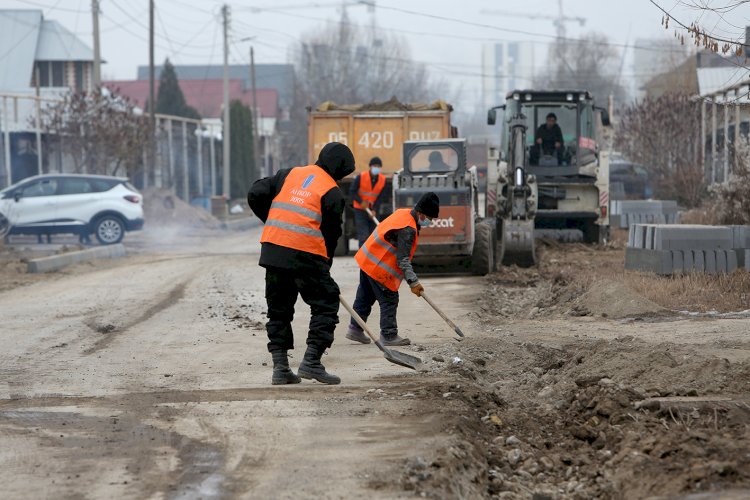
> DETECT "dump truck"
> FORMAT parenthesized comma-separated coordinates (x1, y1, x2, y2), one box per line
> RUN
(307, 98, 456, 255)
(487, 89, 612, 266)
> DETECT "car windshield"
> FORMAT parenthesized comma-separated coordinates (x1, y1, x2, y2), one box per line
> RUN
(408, 146, 459, 173)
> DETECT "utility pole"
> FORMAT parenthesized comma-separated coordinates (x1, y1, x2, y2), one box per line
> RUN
(222, 4, 231, 199)
(91, 0, 101, 87)
(148, 0, 155, 187)
(250, 46, 261, 179)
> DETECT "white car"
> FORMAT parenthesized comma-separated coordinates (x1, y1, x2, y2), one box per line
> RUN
(0, 174, 144, 245)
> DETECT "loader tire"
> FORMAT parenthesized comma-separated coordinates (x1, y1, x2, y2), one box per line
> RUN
(471, 221, 493, 276)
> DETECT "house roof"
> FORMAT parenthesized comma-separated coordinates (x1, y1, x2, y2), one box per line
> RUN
(0, 10, 42, 91)
(103, 79, 279, 119)
(36, 19, 94, 61)
(698, 67, 750, 97)
(136, 64, 295, 108)
(0, 9, 93, 92)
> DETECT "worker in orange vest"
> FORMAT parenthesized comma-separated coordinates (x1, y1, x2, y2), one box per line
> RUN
(346, 192, 440, 346)
(350, 156, 386, 247)
(248, 142, 355, 385)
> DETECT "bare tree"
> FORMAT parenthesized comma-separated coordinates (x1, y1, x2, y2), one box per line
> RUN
(615, 93, 706, 206)
(38, 88, 150, 178)
(282, 11, 451, 165)
(711, 135, 750, 224)
(651, 0, 748, 56)
(536, 32, 628, 105)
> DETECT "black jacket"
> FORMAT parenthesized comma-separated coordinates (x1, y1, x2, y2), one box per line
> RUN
(535, 123, 563, 151)
(247, 142, 355, 270)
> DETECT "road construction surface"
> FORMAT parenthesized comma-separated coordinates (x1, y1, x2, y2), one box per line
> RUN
(1, 228, 749, 499)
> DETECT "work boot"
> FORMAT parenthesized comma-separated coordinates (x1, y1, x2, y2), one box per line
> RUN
(380, 334, 411, 346)
(297, 346, 341, 385)
(345, 325, 371, 344)
(271, 350, 301, 385)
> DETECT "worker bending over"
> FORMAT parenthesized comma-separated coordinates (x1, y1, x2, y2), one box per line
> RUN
(346, 192, 440, 346)
(350, 156, 386, 247)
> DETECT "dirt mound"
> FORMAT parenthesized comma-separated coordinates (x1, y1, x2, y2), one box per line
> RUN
(316, 96, 453, 112)
(142, 188, 220, 229)
(396, 336, 750, 499)
(573, 279, 666, 319)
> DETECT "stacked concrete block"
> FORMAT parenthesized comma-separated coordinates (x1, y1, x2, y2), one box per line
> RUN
(625, 224, 750, 275)
(611, 200, 679, 229)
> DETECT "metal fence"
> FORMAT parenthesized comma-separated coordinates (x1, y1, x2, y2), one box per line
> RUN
(0, 92, 224, 203)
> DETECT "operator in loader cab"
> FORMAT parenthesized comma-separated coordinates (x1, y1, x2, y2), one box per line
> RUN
(350, 156, 386, 247)
(247, 142, 355, 386)
(345, 192, 440, 347)
(532, 112, 564, 165)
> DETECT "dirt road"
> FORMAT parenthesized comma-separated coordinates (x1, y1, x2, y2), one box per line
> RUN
(0, 228, 479, 499)
(1, 229, 749, 499)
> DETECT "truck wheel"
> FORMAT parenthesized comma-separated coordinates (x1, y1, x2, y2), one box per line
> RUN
(334, 233, 349, 256)
(471, 221, 493, 276)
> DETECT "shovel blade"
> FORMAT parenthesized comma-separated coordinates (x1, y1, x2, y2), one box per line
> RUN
(383, 348, 422, 370)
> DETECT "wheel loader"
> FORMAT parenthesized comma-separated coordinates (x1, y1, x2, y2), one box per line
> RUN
(487, 89, 612, 267)
(392, 139, 495, 275)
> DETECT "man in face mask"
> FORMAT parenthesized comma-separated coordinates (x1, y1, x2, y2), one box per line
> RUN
(345, 192, 440, 346)
(350, 156, 386, 247)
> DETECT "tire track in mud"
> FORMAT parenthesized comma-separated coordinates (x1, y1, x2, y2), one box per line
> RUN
(0, 407, 226, 499)
(83, 280, 190, 355)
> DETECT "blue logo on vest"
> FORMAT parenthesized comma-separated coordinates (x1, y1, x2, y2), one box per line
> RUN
(302, 175, 315, 189)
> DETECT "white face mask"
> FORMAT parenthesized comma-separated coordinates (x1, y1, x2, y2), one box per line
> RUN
(370, 166, 381, 175)
(418, 216, 432, 227)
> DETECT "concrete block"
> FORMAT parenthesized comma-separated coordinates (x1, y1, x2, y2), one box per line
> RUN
(633, 224, 650, 249)
(716, 250, 727, 273)
(646, 225, 656, 249)
(672, 250, 684, 274)
(624, 248, 673, 275)
(704, 250, 717, 274)
(725, 250, 738, 273)
(652, 225, 733, 251)
(736, 249, 750, 269)
(729, 225, 750, 249)
(683, 249, 694, 272)
(628, 224, 636, 247)
(610, 214, 622, 229)
(693, 250, 705, 272)
(27, 244, 127, 273)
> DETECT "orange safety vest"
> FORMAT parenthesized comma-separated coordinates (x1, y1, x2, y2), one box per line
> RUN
(353, 170, 386, 210)
(260, 165, 338, 258)
(355, 208, 418, 291)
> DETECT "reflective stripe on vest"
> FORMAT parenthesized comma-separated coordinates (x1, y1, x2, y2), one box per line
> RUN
(355, 208, 418, 291)
(353, 170, 386, 209)
(260, 165, 337, 258)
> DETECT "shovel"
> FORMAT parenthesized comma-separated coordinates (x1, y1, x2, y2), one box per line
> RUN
(420, 291, 465, 338)
(365, 207, 380, 224)
(339, 295, 422, 370)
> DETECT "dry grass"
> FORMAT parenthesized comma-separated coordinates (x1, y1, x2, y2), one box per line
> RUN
(623, 270, 750, 313)
(536, 239, 750, 314)
(680, 206, 721, 225)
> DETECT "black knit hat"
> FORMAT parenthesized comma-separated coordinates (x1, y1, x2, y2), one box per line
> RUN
(369, 156, 382, 167)
(415, 192, 440, 219)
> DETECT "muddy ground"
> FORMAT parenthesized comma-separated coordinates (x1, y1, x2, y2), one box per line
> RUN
(0, 228, 748, 499)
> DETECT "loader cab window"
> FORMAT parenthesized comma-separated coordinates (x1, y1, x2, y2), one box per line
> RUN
(408, 146, 459, 173)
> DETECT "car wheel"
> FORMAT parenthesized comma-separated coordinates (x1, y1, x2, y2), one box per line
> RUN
(94, 215, 125, 245)
(0, 212, 10, 239)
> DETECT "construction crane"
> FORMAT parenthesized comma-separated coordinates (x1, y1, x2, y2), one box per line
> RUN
(480, 0, 585, 39)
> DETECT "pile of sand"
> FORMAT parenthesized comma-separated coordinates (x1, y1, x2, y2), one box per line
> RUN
(142, 188, 221, 229)
(573, 279, 666, 319)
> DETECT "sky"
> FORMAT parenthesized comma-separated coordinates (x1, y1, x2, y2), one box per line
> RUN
(5, 0, 750, 113)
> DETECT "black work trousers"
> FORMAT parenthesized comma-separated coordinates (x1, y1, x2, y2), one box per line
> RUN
(349, 270, 399, 337)
(264, 265, 340, 353)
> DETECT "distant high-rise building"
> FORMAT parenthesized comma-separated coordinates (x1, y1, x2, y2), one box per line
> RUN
(481, 42, 536, 110)
(632, 38, 689, 99)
